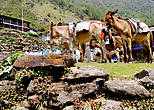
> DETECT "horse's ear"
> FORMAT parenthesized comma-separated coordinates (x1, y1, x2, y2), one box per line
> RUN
(51, 22, 54, 28)
(111, 10, 118, 15)
(58, 22, 62, 26)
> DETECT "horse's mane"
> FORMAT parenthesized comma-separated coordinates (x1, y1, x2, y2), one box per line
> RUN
(117, 16, 130, 21)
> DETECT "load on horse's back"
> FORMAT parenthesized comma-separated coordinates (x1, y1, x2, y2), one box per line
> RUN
(104, 10, 153, 63)
(50, 20, 111, 62)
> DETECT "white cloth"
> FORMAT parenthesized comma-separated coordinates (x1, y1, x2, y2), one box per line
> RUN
(128, 18, 149, 33)
(75, 48, 80, 62)
(139, 22, 150, 32)
(75, 21, 90, 33)
(68, 22, 75, 35)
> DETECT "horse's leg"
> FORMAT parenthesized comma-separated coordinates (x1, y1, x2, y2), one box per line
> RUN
(150, 31, 153, 56)
(96, 38, 107, 62)
(140, 41, 149, 62)
(143, 37, 153, 63)
(115, 51, 120, 62)
(106, 55, 110, 63)
(122, 40, 128, 62)
(79, 43, 84, 62)
(102, 40, 109, 63)
(118, 45, 124, 62)
(127, 37, 133, 62)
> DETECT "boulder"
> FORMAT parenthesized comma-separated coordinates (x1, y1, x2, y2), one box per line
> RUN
(105, 78, 150, 98)
(28, 66, 109, 108)
(13, 53, 76, 68)
(47, 81, 98, 107)
(134, 69, 154, 84)
(62, 66, 109, 80)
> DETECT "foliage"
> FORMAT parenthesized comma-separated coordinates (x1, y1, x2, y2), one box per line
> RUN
(0, 52, 25, 77)
(34, 67, 51, 76)
(0, 0, 153, 34)
(0, 88, 28, 109)
(15, 68, 29, 85)
(122, 97, 154, 109)
(0, 28, 13, 33)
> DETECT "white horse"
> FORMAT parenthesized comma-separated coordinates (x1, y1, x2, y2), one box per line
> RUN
(50, 21, 110, 62)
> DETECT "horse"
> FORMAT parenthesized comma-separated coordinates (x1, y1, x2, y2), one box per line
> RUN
(50, 21, 110, 62)
(104, 10, 153, 63)
(90, 35, 124, 63)
(105, 35, 124, 62)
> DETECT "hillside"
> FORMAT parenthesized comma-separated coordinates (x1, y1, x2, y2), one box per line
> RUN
(77, 0, 154, 24)
(0, 0, 154, 34)
(0, 0, 84, 34)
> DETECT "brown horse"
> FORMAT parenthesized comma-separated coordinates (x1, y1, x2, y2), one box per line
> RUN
(91, 36, 124, 62)
(105, 36, 124, 62)
(50, 21, 110, 62)
(104, 10, 153, 62)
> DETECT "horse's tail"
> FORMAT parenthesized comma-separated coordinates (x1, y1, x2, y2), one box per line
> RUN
(150, 31, 153, 55)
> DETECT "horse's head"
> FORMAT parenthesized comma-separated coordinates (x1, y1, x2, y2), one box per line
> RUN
(50, 22, 65, 46)
(104, 10, 118, 28)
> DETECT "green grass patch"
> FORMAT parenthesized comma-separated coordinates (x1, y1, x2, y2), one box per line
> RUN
(76, 62, 154, 78)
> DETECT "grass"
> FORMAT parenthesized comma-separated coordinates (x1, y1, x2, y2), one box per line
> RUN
(76, 62, 154, 78)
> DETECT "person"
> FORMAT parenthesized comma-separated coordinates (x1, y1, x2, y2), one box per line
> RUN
(90, 39, 103, 63)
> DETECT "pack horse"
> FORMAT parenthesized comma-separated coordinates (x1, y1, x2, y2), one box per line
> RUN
(104, 10, 153, 62)
(50, 21, 109, 62)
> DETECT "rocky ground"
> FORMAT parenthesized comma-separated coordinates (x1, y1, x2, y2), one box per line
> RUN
(0, 61, 153, 110)
(0, 29, 153, 110)
(0, 28, 51, 65)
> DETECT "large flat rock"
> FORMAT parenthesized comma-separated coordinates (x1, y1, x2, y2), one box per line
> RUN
(62, 66, 109, 80)
(105, 78, 150, 98)
(13, 53, 76, 68)
(47, 81, 99, 107)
